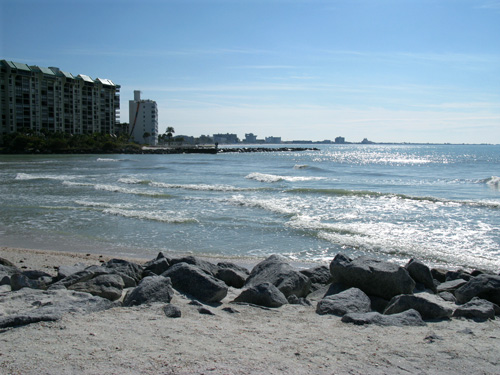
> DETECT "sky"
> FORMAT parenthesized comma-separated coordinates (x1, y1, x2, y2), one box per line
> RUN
(1, 0, 499, 143)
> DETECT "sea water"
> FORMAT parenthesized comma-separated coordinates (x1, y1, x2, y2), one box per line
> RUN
(1, 144, 499, 271)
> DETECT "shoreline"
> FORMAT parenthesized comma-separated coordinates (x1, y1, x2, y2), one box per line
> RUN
(0, 246, 323, 276)
(1, 247, 500, 374)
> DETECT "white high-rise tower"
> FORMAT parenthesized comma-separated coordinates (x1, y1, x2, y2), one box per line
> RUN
(129, 90, 158, 145)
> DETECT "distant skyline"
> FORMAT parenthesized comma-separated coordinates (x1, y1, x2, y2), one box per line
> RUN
(1, 0, 499, 143)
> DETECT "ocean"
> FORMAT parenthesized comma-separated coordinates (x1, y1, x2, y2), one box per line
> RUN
(1, 144, 499, 272)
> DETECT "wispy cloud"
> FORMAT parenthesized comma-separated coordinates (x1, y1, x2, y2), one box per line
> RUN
(319, 49, 500, 66)
(476, 0, 500, 10)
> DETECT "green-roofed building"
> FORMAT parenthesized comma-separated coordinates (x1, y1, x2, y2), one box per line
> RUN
(0, 60, 120, 138)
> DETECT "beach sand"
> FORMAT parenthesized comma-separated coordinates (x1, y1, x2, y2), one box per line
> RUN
(1, 247, 499, 375)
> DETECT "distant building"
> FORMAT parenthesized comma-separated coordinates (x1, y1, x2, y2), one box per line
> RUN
(265, 136, 281, 144)
(361, 138, 374, 144)
(335, 136, 345, 144)
(0, 60, 120, 138)
(129, 90, 158, 145)
(244, 133, 258, 143)
(213, 133, 239, 144)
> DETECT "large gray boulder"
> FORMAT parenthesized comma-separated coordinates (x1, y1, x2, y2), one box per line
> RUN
(216, 262, 249, 288)
(233, 282, 288, 308)
(57, 263, 88, 280)
(103, 258, 144, 287)
(53, 265, 110, 289)
(10, 273, 48, 291)
(452, 297, 499, 321)
(436, 279, 467, 294)
(405, 259, 436, 292)
(341, 309, 426, 327)
(384, 293, 453, 320)
(330, 254, 415, 300)
(300, 265, 333, 285)
(67, 274, 124, 301)
(245, 255, 311, 298)
(162, 263, 227, 303)
(455, 274, 500, 305)
(123, 275, 174, 306)
(143, 255, 170, 276)
(169, 256, 219, 277)
(316, 287, 371, 316)
(0, 288, 116, 329)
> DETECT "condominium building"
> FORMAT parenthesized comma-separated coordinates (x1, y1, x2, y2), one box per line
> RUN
(128, 90, 158, 146)
(0, 60, 120, 138)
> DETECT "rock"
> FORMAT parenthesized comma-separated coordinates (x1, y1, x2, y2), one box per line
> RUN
(287, 294, 312, 306)
(68, 274, 124, 301)
(300, 265, 332, 285)
(163, 303, 182, 318)
(162, 263, 228, 303)
(57, 263, 87, 280)
(0, 288, 116, 328)
(453, 297, 498, 321)
(369, 296, 390, 313)
(103, 258, 144, 286)
(341, 309, 426, 327)
(222, 307, 240, 314)
(405, 259, 436, 292)
(0, 263, 21, 277)
(446, 270, 472, 282)
(1, 274, 11, 286)
(316, 288, 371, 316)
(170, 256, 219, 277)
(329, 253, 415, 300)
(431, 268, 447, 283)
(123, 275, 174, 306)
(0, 257, 17, 268)
(438, 292, 457, 303)
(143, 257, 170, 276)
(10, 273, 45, 291)
(54, 265, 110, 289)
(384, 293, 453, 320)
(198, 307, 215, 315)
(455, 274, 500, 305)
(307, 283, 348, 302)
(0, 312, 62, 328)
(233, 282, 288, 308)
(436, 279, 467, 294)
(245, 255, 311, 298)
(216, 262, 249, 288)
(22, 270, 52, 280)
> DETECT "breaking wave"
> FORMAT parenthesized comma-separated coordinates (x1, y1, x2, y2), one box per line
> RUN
(102, 208, 197, 223)
(246, 172, 326, 183)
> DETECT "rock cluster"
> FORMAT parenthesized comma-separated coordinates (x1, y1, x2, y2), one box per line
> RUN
(1, 252, 499, 329)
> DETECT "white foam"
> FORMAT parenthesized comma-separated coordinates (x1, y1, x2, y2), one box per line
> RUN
(227, 195, 299, 216)
(16, 173, 75, 181)
(97, 158, 121, 162)
(75, 200, 135, 209)
(151, 181, 249, 192)
(485, 176, 500, 189)
(246, 172, 326, 183)
(102, 208, 197, 223)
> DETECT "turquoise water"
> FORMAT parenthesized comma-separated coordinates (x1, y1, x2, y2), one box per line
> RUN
(1, 144, 499, 271)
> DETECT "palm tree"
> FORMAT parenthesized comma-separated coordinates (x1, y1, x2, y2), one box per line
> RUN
(165, 127, 175, 146)
(143, 132, 151, 144)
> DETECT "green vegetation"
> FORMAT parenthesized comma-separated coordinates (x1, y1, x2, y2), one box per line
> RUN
(0, 130, 142, 154)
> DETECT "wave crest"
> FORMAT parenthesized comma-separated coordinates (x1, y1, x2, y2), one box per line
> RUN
(246, 172, 326, 183)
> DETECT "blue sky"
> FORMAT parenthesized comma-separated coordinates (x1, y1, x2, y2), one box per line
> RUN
(1, 0, 499, 143)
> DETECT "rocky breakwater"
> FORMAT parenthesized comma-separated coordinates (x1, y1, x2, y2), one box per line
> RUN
(1, 252, 499, 329)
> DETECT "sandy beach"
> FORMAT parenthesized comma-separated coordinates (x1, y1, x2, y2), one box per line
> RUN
(1, 247, 500, 375)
